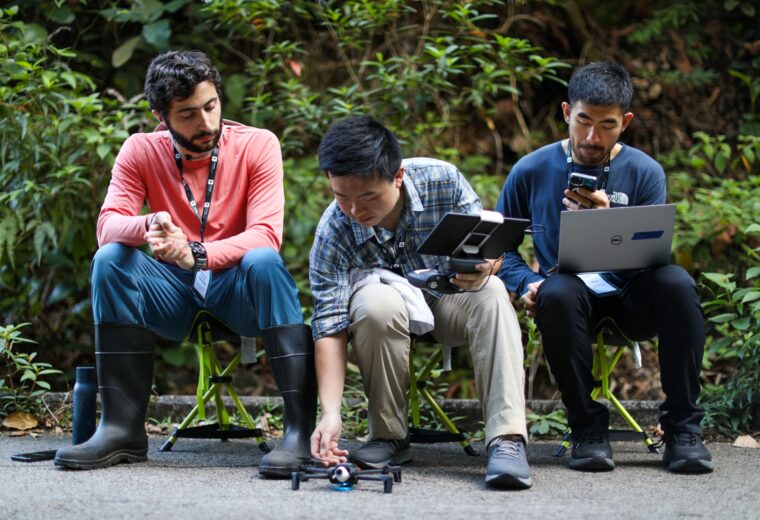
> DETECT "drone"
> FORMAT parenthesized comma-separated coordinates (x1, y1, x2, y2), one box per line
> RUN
(291, 462, 402, 494)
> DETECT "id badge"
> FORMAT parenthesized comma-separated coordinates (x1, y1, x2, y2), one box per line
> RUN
(193, 270, 211, 299)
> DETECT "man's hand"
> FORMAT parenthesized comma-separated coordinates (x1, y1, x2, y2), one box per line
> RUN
(451, 259, 498, 291)
(144, 211, 195, 269)
(310, 412, 349, 466)
(521, 279, 544, 318)
(563, 187, 610, 211)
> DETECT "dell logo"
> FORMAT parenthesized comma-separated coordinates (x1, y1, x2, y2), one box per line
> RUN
(611, 235, 623, 246)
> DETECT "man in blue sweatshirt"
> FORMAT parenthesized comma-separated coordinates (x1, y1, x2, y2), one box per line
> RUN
(496, 62, 713, 474)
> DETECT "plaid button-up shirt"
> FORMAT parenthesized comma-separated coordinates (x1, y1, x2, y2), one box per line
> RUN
(309, 157, 481, 340)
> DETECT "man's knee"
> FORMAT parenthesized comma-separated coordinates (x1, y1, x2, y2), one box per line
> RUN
(465, 276, 512, 313)
(91, 243, 135, 286)
(651, 264, 697, 297)
(240, 247, 291, 290)
(350, 285, 408, 335)
(536, 274, 587, 315)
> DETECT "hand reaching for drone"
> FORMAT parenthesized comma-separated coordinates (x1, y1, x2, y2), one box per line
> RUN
(310, 412, 349, 466)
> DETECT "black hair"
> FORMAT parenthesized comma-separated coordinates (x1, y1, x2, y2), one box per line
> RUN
(567, 62, 633, 112)
(318, 115, 402, 181)
(144, 50, 223, 116)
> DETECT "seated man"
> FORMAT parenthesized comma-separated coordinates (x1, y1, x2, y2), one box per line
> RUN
(496, 62, 713, 473)
(54, 50, 315, 477)
(308, 115, 531, 489)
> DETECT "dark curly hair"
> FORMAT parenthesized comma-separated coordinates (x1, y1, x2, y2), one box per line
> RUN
(144, 50, 223, 116)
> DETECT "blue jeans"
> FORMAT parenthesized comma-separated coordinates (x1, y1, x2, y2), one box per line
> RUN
(91, 243, 303, 340)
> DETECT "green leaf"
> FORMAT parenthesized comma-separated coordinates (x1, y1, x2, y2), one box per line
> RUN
(224, 74, 248, 111)
(702, 272, 735, 290)
(136, 0, 166, 22)
(96, 143, 111, 160)
(731, 317, 751, 330)
(21, 23, 48, 44)
(740, 291, 760, 304)
(142, 19, 171, 49)
(740, 3, 755, 16)
(165, 0, 191, 13)
(746, 267, 760, 280)
(47, 6, 74, 24)
(112, 36, 142, 68)
(709, 313, 737, 323)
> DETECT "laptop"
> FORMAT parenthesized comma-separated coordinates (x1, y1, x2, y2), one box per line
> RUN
(557, 204, 676, 274)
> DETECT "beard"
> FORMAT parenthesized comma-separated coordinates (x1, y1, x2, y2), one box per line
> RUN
(166, 117, 223, 155)
(572, 142, 614, 165)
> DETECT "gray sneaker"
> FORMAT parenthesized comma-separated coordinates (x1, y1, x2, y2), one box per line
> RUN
(485, 435, 532, 489)
(351, 437, 412, 469)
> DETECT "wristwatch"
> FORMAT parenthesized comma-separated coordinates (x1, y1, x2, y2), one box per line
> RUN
(187, 241, 207, 272)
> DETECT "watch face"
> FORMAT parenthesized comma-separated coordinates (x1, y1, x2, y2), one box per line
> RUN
(188, 241, 207, 270)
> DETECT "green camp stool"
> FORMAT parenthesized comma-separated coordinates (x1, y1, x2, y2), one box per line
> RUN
(408, 334, 478, 456)
(556, 316, 661, 456)
(160, 310, 269, 453)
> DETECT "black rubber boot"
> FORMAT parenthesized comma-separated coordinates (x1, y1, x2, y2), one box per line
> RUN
(258, 324, 317, 478)
(55, 324, 155, 470)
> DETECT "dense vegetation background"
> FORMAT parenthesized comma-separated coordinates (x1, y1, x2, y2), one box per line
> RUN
(1, 0, 758, 434)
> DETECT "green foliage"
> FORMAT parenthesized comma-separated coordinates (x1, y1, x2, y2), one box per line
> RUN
(699, 255, 760, 433)
(0, 323, 62, 418)
(0, 7, 149, 350)
(663, 133, 760, 275)
(203, 0, 568, 159)
(527, 409, 567, 439)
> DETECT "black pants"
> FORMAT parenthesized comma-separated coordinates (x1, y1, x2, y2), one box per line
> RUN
(535, 265, 705, 435)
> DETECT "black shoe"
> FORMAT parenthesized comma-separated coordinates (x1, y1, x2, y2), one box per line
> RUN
(663, 432, 713, 473)
(485, 435, 532, 489)
(351, 438, 412, 469)
(569, 430, 614, 471)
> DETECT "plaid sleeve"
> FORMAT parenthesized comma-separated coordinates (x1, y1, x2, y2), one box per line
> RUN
(453, 167, 483, 214)
(309, 215, 353, 341)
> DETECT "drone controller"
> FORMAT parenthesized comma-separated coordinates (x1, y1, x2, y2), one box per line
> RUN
(408, 211, 514, 295)
(407, 256, 482, 294)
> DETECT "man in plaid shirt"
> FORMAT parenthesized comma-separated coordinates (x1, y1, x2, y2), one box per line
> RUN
(308, 115, 531, 489)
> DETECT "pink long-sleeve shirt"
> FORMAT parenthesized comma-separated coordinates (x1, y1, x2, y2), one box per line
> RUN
(97, 120, 284, 270)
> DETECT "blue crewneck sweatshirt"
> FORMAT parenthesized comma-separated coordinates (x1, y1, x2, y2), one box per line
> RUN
(496, 140, 666, 296)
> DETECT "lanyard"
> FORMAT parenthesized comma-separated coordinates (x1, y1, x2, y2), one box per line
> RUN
(173, 146, 219, 242)
(566, 140, 610, 190)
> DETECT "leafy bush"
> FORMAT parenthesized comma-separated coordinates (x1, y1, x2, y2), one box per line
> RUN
(663, 133, 760, 276)
(699, 249, 760, 433)
(0, 323, 62, 418)
(0, 6, 148, 358)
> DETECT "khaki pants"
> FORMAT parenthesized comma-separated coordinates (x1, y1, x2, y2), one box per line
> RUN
(348, 277, 527, 445)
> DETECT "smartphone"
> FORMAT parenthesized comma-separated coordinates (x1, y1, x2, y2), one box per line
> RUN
(10, 449, 58, 462)
(568, 172, 598, 191)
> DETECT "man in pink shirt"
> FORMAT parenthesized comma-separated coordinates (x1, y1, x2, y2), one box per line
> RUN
(54, 50, 315, 478)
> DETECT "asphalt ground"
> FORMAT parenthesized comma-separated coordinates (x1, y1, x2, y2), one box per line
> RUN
(0, 434, 757, 520)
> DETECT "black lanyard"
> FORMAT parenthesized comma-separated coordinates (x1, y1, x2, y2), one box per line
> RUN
(566, 140, 610, 190)
(173, 146, 219, 242)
